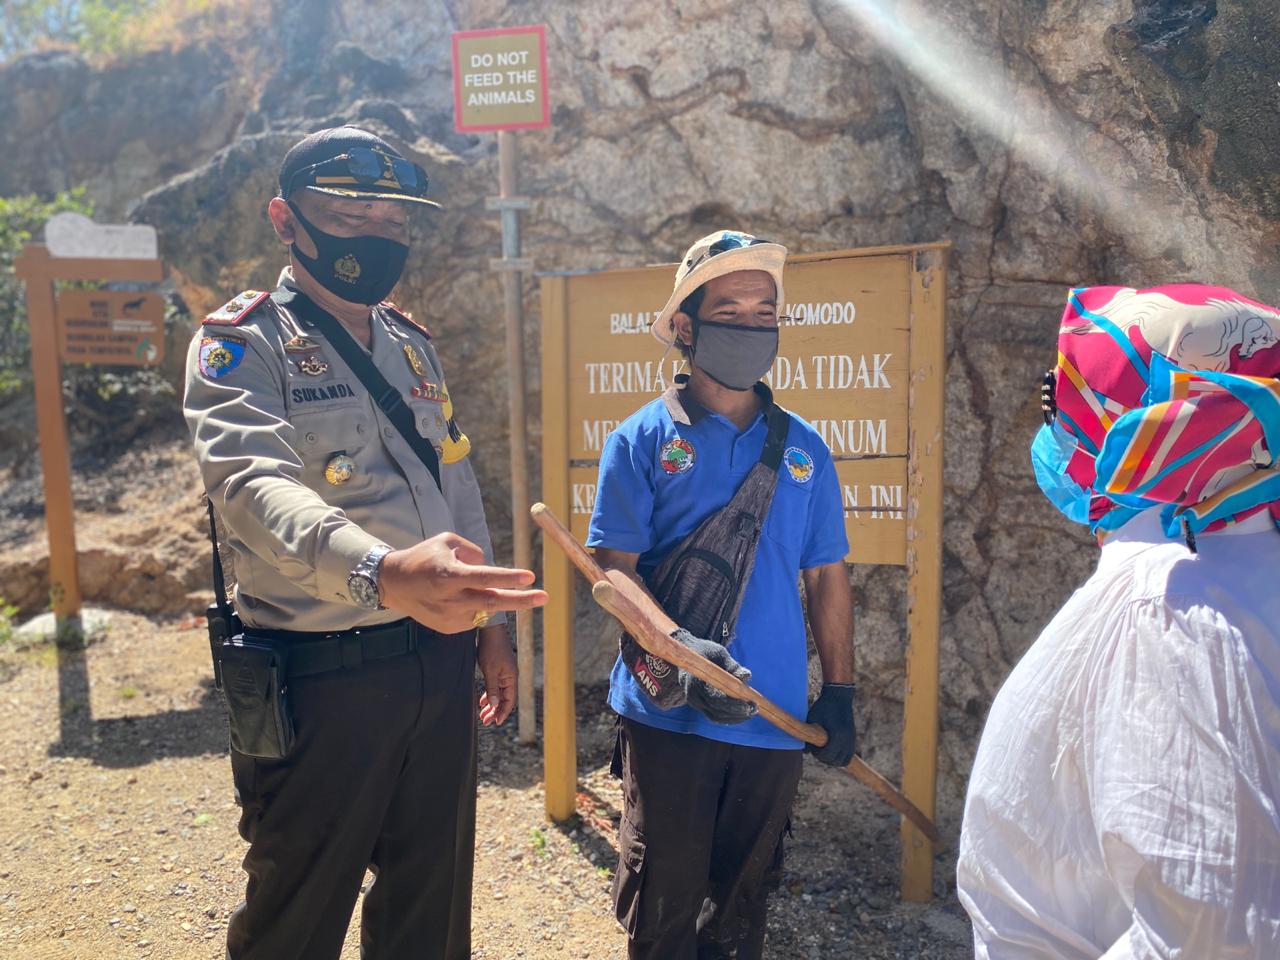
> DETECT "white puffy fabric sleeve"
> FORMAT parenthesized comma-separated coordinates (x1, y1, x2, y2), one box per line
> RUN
(1085, 598, 1280, 959)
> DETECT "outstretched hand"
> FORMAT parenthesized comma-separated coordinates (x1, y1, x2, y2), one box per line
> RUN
(380, 532, 548, 635)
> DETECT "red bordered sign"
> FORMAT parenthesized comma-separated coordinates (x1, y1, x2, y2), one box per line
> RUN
(452, 25, 550, 133)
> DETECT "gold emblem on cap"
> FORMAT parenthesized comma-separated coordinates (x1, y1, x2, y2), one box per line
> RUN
(403, 344, 429, 378)
(299, 355, 329, 376)
(334, 254, 361, 283)
(324, 452, 356, 485)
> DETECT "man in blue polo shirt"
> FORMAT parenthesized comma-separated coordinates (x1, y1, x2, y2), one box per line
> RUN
(588, 230, 857, 960)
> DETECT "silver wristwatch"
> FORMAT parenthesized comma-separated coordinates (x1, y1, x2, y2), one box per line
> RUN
(347, 544, 392, 609)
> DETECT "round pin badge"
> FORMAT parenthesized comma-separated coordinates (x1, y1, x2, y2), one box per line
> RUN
(324, 452, 356, 485)
(783, 446, 814, 483)
(659, 438, 696, 474)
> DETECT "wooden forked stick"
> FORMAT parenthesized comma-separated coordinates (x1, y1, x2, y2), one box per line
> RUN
(531, 502, 940, 843)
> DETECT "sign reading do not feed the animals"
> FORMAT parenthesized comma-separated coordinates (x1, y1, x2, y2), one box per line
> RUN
(452, 25, 549, 132)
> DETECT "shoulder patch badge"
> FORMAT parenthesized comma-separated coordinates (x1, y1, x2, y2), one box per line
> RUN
(380, 300, 432, 339)
(660, 438, 696, 475)
(783, 446, 814, 483)
(204, 290, 269, 326)
(198, 335, 247, 379)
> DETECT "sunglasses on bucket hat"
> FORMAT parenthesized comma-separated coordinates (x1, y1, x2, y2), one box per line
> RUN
(284, 147, 429, 200)
(684, 231, 772, 273)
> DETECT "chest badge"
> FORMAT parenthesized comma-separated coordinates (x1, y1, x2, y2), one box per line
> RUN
(660, 438, 696, 474)
(324, 452, 356, 485)
(783, 446, 814, 483)
(403, 344, 430, 377)
(298, 355, 329, 376)
(283, 335, 320, 353)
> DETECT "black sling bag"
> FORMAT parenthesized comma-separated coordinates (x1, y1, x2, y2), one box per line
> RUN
(621, 401, 791, 709)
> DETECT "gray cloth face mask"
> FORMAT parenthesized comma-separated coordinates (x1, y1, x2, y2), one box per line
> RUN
(691, 320, 780, 391)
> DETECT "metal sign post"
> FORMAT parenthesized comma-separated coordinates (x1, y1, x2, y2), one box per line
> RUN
(453, 24, 549, 745)
(13, 218, 163, 643)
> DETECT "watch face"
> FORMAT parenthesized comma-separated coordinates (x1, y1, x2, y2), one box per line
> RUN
(348, 573, 379, 609)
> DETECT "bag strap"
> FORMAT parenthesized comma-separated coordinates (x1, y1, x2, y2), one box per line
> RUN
(758, 402, 789, 472)
(206, 499, 232, 620)
(274, 287, 443, 493)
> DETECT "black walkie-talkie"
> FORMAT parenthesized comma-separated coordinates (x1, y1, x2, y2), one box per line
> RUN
(205, 500, 243, 690)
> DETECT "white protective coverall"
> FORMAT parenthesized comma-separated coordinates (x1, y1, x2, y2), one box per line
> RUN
(958, 508, 1280, 959)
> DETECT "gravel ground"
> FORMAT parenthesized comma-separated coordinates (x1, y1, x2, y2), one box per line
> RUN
(0, 609, 971, 959)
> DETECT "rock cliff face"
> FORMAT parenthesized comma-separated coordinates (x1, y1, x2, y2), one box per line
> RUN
(3, 0, 1277, 826)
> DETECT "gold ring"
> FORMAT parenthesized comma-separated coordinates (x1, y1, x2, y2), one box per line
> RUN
(472, 610, 490, 629)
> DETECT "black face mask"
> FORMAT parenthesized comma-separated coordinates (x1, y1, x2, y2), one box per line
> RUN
(691, 319, 780, 391)
(287, 201, 409, 305)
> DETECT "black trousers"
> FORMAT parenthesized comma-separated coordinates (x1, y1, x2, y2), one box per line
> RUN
(226, 630, 477, 960)
(612, 717, 804, 960)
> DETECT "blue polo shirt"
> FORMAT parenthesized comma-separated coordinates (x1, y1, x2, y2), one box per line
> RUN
(587, 383, 848, 749)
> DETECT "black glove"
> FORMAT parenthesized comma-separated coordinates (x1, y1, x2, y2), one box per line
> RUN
(806, 683, 856, 766)
(671, 628, 757, 725)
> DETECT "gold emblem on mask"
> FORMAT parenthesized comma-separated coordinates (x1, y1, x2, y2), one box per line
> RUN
(334, 254, 361, 283)
(324, 452, 356, 485)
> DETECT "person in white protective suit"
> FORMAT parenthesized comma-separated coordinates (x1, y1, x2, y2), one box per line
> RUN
(958, 284, 1280, 959)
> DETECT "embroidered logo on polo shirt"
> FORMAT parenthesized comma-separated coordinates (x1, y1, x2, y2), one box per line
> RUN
(783, 446, 814, 483)
(659, 438, 696, 474)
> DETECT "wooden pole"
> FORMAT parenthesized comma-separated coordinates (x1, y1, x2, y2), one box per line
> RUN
(495, 130, 538, 745)
(900, 247, 947, 900)
(15, 245, 82, 642)
(538, 277, 577, 820)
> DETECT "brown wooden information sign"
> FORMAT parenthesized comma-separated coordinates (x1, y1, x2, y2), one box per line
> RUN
(540, 243, 948, 900)
(56, 290, 165, 366)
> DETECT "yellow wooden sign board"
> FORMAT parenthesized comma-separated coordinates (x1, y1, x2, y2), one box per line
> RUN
(452, 25, 550, 132)
(540, 242, 948, 901)
(56, 290, 165, 366)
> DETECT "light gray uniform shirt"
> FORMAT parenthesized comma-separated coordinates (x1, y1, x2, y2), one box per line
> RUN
(182, 279, 498, 633)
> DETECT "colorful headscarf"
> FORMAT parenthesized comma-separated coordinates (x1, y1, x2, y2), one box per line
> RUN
(1032, 284, 1280, 541)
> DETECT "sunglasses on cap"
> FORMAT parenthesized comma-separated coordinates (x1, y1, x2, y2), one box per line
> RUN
(684, 232, 771, 272)
(285, 147, 429, 199)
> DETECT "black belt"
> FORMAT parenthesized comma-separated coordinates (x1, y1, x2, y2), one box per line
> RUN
(250, 618, 426, 678)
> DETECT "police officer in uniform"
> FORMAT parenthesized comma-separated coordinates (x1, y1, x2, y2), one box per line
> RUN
(183, 126, 547, 960)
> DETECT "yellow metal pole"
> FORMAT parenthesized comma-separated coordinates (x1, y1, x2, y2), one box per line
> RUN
(900, 246, 948, 900)
(15, 244, 82, 642)
(539, 274, 577, 821)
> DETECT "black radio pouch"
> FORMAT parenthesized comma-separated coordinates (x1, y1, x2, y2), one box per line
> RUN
(205, 501, 296, 760)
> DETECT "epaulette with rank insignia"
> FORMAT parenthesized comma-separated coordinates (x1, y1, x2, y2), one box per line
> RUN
(380, 300, 432, 339)
(205, 290, 270, 326)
